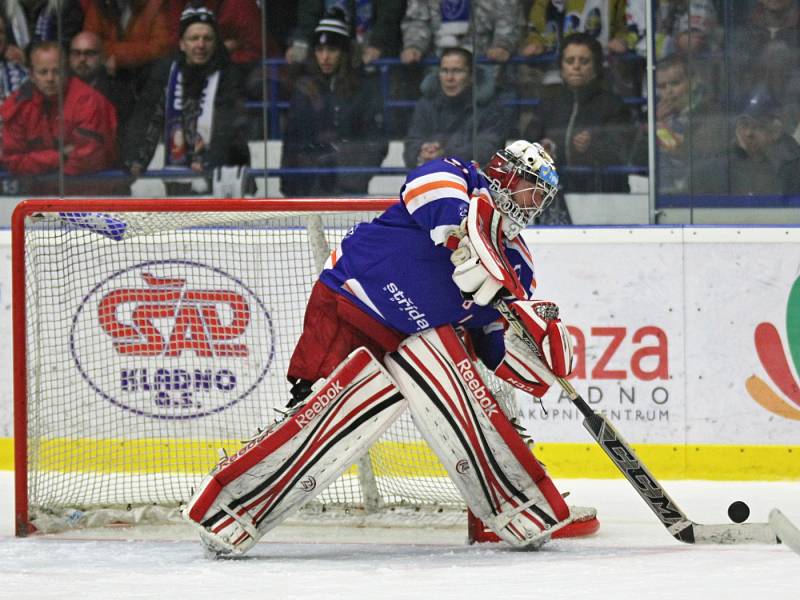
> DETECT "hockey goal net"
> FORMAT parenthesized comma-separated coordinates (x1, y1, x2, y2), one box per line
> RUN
(13, 198, 518, 536)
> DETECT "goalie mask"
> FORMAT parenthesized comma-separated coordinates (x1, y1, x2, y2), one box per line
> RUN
(483, 140, 559, 232)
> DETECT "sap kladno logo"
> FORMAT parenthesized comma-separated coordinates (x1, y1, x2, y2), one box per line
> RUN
(747, 276, 800, 421)
(70, 260, 274, 419)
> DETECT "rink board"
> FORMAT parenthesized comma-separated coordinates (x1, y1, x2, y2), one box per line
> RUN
(1, 226, 799, 480)
(0, 437, 797, 480)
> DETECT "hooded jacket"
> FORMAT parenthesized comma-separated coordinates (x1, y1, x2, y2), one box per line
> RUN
(280, 57, 388, 197)
(403, 68, 512, 168)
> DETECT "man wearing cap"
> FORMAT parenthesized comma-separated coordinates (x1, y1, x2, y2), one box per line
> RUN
(122, 6, 250, 195)
(693, 93, 800, 196)
(280, 7, 388, 197)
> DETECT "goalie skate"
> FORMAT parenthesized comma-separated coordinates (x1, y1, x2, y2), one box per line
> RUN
(469, 505, 600, 544)
(385, 325, 576, 548)
(182, 348, 406, 555)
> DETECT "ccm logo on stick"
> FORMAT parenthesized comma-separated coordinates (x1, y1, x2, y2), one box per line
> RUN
(456, 359, 498, 417)
(296, 381, 343, 427)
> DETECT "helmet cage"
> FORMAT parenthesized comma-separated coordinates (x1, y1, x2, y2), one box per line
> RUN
(484, 147, 559, 229)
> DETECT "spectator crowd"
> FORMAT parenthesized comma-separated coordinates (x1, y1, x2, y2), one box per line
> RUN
(0, 0, 797, 205)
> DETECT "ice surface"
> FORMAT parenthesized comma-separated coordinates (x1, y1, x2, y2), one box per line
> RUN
(1, 472, 798, 599)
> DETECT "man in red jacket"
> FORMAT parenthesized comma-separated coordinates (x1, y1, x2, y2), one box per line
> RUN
(0, 41, 118, 177)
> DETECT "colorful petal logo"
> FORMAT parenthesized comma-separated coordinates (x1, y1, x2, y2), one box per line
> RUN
(746, 277, 800, 420)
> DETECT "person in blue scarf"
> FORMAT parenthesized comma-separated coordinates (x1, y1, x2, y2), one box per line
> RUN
(122, 6, 250, 195)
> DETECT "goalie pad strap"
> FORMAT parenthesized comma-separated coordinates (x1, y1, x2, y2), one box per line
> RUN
(385, 325, 570, 547)
(196, 347, 377, 492)
(184, 348, 406, 553)
(424, 327, 549, 483)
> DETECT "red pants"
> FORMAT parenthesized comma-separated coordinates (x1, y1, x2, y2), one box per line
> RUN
(287, 281, 405, 383)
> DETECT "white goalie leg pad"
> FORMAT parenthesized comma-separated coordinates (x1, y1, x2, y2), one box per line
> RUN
(384, 325, 574, 548)
(182, 347, 406, 555)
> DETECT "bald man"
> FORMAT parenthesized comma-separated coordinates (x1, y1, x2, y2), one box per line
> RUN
(69, 31, 135, 130)
(0, 41, 117, 177)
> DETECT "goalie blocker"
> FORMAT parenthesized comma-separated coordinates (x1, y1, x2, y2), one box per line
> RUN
(386, 325, 596, 547)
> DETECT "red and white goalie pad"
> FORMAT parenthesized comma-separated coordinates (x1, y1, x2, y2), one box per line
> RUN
(182, 348, 406, 555)
(507, 300, 574, 378)
(384, 325, 574, 548)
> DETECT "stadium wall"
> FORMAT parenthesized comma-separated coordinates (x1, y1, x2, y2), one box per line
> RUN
(0, 226, 798, 480)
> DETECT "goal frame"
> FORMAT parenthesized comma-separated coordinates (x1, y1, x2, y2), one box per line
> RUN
(12, 197, 396, 536)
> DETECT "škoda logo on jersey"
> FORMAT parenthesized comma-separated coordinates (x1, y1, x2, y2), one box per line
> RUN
(70, 260, 274, 419)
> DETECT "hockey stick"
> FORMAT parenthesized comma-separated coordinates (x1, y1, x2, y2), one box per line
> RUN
(770, 509, 800, 556)
(494, 299, 787, 545)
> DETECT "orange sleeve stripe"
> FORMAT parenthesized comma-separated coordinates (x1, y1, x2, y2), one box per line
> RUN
(403, 179, 469, 205)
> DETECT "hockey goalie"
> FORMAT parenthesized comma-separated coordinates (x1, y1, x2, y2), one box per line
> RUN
(182, 140, 599, 554)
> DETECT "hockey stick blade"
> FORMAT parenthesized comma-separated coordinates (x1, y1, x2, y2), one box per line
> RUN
(494, 299, 781, 546)
(770, 508, 800, 555)
(578, 399, 779, 545)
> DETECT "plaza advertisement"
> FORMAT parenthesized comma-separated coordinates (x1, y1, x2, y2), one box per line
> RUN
(517, 228, 800, 447)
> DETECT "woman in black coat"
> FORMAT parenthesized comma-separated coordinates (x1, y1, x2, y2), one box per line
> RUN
(526, 33, 634, 193)
(280, 8, 388, 197)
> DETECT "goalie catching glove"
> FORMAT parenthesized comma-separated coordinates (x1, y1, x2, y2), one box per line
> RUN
(494, 300, 574, 398)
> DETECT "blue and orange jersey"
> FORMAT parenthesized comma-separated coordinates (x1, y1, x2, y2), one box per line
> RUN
(318, 157, 537, 368)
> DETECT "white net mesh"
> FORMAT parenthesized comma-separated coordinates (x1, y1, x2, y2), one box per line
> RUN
(19, 203, 516, 532)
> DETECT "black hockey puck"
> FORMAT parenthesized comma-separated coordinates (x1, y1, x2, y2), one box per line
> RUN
(727, 501, 750, 523)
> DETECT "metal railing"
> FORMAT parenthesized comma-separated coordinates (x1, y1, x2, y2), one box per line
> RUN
(250, 53, 647, 139)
